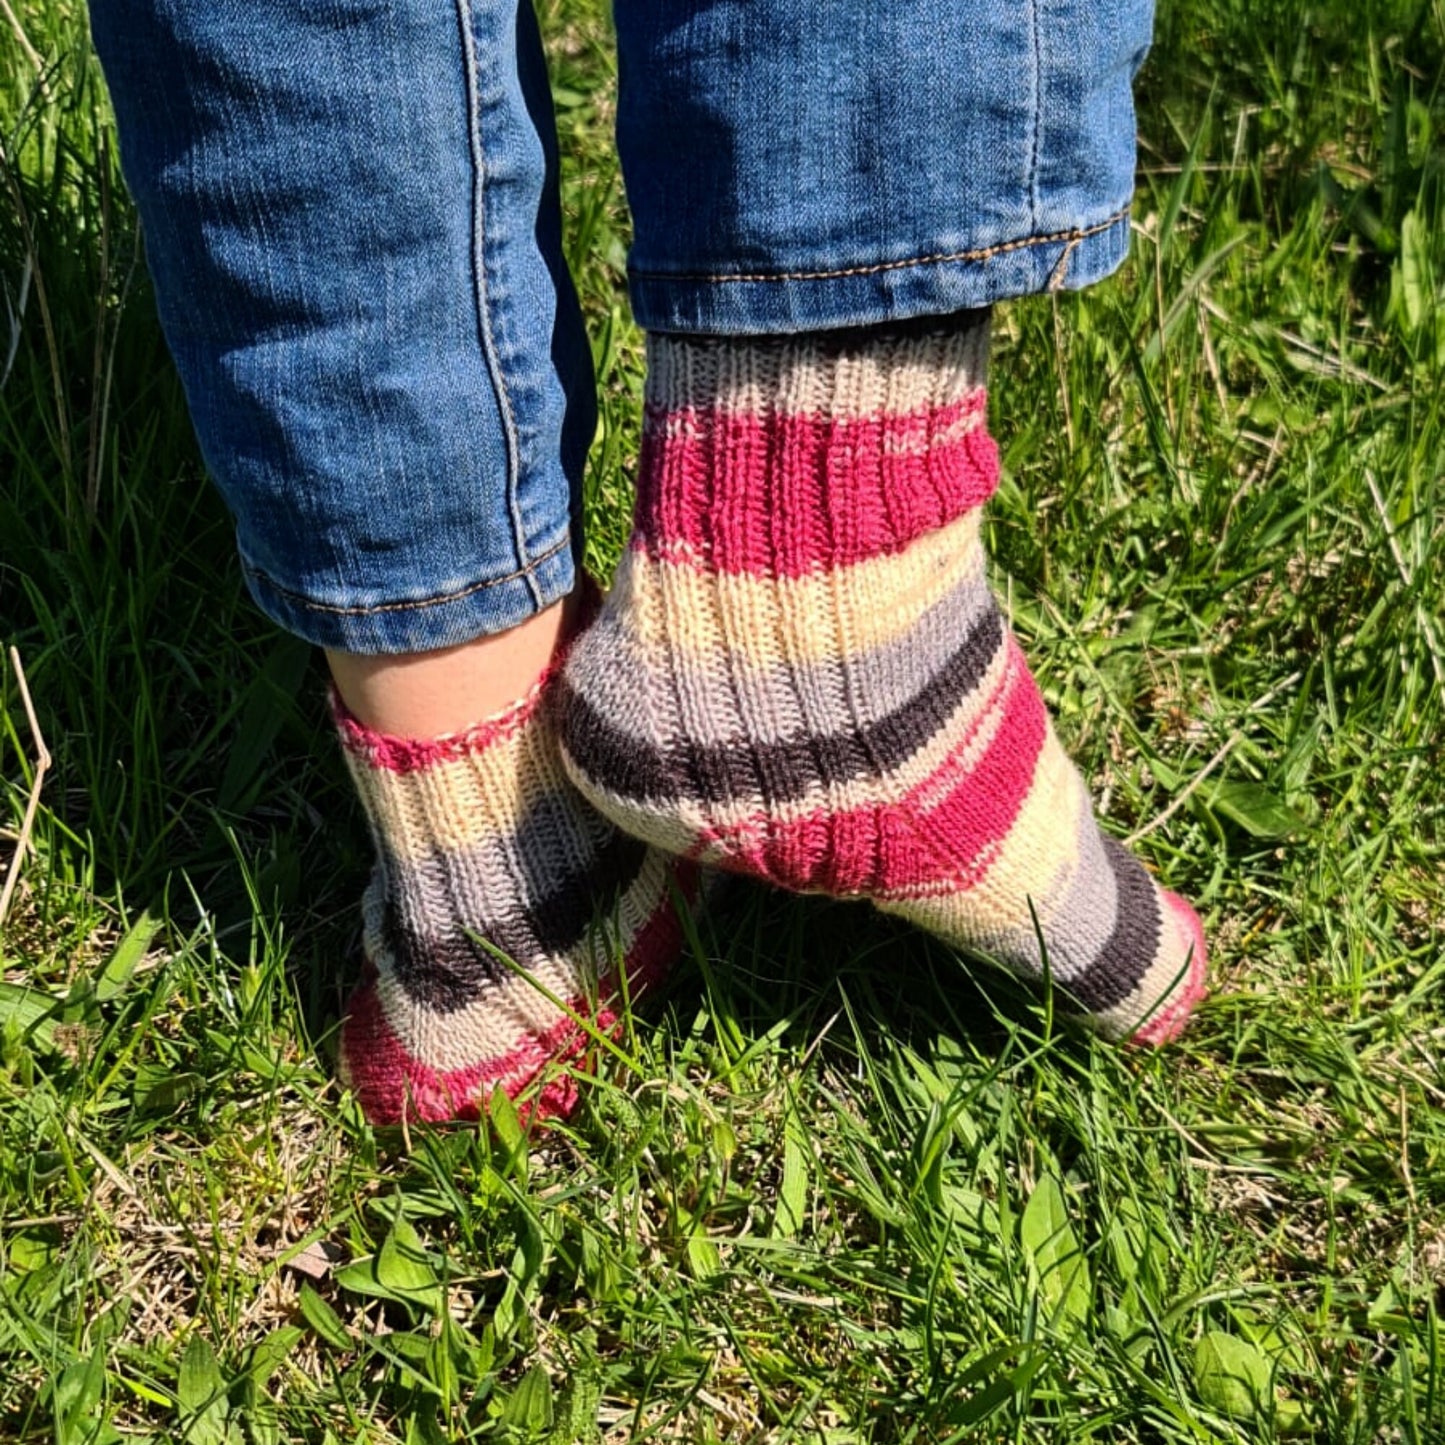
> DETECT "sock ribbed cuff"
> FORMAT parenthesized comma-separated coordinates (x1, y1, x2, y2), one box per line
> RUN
(634, 314, 997, 578)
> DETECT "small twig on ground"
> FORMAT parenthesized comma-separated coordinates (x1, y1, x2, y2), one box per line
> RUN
(0, 645, 51, 931)
(1125, 670, 1303, 846)
(1399, 1086, 1416, 1205)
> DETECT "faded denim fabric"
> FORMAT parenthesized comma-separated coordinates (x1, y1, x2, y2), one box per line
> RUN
(91, 0, 595, 652)
(91, 0, 1152, 653)
(617, 0, 1154, 333)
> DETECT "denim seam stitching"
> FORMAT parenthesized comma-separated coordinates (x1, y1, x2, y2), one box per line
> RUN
(628, 207, 1130, 286)
(455, 0, 541, 606)
(242, 531, 571, 618)
(1026, 0, 1044, 229)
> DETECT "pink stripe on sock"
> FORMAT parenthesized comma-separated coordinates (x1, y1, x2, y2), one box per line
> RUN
(694, 649, 1044, 896)
(893, 642, 1049, 887)
(633, 394, 998, 578)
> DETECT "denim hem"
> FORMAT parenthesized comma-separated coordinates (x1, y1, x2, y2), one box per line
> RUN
(240, 531, 576, 654)
(628, 208, 1133, 336)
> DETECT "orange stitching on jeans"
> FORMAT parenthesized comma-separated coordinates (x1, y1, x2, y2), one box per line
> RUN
(630, 207, 1130, 286)
(244, 532, 572, 617)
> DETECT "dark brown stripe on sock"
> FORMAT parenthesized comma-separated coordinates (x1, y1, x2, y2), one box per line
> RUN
(561, 603, 1005, 809)
(383, 830, 650, 1012)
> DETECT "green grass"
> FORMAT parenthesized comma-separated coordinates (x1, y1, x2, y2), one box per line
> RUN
(2, 0, 1443, 1439)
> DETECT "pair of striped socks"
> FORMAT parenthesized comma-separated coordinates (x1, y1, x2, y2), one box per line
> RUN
(338, 311, 1207, 1125)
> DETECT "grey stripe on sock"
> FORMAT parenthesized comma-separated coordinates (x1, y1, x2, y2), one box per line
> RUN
(559, 600, 1007, 811)
(575, 558, 996, 748)
(972, 780, 1125, 981)
(373, 826, 649, 1014)
(1055, 837, 1163, 1012)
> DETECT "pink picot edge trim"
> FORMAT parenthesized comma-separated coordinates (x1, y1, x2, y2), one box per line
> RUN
(331, 672, 550, 773)
(331, 580, 597, 775)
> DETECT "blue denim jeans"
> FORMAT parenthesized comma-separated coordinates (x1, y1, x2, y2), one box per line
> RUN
(90, 0, 1153, 653)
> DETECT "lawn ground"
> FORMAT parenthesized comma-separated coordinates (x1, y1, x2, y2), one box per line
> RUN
(2, 0, 1443, 1440)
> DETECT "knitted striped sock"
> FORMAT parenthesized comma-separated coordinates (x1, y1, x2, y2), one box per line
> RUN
(335, 659, 696, 1125)
(558, 313, 1206, 1042)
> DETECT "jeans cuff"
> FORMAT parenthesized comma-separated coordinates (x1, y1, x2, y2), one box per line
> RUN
(628, 209, 1133, 337)
(239, 534, 577, 654)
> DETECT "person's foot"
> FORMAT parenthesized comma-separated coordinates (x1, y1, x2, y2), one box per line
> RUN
(334, 657, 699, 1125)
(558, 314, 1205, 1041)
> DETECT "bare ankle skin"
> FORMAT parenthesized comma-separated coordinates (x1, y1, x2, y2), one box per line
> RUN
(326, 594, 573, 737)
